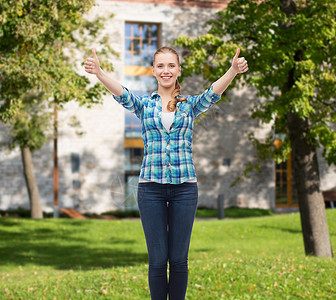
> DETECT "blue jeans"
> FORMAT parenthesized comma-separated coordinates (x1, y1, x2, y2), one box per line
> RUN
(137, 182, 198, 300)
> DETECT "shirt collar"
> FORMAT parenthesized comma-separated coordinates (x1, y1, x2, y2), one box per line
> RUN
(151, 91, 160, 99)
(150, 91, 183, 100)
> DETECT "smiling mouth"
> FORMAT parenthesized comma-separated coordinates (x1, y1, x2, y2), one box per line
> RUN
(161, 76, 172, 80)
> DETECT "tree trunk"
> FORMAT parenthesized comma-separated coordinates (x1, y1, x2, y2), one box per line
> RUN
(20, 146, 43, 219)
(287, 112, 333, 257)
(281, 0, 333, 258)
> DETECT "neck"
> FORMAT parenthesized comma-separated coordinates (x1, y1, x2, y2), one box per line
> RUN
(158, 85, 175, 99)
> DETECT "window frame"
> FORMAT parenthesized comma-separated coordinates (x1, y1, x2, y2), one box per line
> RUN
(274, 140, 298, 207)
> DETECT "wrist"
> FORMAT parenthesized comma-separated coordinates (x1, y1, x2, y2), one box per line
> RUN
(96, 67, 104, 78)
(229, 66, 238, 76)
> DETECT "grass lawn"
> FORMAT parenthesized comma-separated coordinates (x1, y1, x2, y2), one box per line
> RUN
(0, 210, 335, 299)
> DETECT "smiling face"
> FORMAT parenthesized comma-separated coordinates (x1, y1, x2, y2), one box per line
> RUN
(152, 52, 181, 90)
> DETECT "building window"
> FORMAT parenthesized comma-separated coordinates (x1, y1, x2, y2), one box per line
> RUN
(125, 173, 140, 210)
(125, 110, 142, 138)
(124, 148, 144, 210)
(123, 22, 159, 139)
(274, 141, 298, 207)
(125, 23, 159, 67)
(125, 148, 144, 172)
(123, 22, 160, 209)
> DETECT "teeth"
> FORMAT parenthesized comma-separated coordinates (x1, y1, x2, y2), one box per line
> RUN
(162, 77, 171, 79)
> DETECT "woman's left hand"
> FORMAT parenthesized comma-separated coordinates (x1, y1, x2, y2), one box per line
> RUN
(232, 48, 248, 74)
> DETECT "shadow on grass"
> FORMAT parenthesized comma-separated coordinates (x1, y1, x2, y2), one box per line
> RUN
(0, 218, 148, 271)
(257, 225, 302, 234)
(0, 218, 24, 227)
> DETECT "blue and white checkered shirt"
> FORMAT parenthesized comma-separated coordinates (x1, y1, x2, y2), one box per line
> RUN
(113, 85, 221, 184)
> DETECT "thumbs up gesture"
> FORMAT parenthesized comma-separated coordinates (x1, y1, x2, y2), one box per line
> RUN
(84, 48, 101, 75)
(232, 48, 248, 74)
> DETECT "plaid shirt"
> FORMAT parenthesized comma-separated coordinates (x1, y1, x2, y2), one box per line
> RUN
(113, 85, 221, 184)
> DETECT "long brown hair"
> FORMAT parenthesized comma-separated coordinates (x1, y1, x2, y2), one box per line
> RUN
(153, 47, 186, 112)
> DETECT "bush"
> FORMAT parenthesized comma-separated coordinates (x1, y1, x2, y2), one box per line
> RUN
(196, 206, 274, 218)
(0, 206, 273, 219)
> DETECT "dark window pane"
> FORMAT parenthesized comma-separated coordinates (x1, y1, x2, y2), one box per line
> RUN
(151, 25, 158, 37)
(133, 39, 140, 53)
(125, 39, 132, 52)
(71, 153, 80, 173)
(151, 40, 157, 51)
(282, 172, 287, 182)
(143, 24, 149, 39)
(134, 148, 141, 157)
(133, 24, 140, 37)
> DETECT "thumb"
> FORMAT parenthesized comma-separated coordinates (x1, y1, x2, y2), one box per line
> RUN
(92, 48, 98, 59)
(234, 48, 240, 59)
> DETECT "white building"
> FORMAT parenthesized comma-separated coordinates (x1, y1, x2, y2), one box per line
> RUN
(0, 0, 335, 214)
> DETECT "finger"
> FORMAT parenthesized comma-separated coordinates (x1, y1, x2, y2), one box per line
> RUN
(240, 65, 248, 73)
(237, 58, 248, 70)
(234, 48, 240, 59)
(84, 62, 94, 69)
(241, 64, 248, 73)
(238, 60, 247, 68)
(84, 58, 94, 65)
(92, 48, 97, 59)
(238, 58, 247, 66)
(85, 60, 94, 67)
(85, 68, 95, 74)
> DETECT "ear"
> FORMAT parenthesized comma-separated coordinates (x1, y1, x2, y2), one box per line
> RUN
(178, 65, 181, 77)
(152, 66, 155, 76)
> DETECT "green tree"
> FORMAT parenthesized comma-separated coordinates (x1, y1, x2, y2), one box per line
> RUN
(0, 0, 115, 218)
(175, 0, 335, 257)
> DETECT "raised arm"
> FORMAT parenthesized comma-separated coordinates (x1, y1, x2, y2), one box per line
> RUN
(212, 48, 248, 95)
(85, 48, 144, 119)
(84, 48, 124, 97)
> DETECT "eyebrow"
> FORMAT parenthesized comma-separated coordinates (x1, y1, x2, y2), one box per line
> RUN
(156, 62, 176, 65)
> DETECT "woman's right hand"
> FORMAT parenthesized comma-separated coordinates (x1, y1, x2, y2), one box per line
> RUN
(84, 48, 100, 75)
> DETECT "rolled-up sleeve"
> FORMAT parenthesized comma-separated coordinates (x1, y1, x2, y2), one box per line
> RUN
(187, 85, 221, 118)
(113, 87, 143, 119)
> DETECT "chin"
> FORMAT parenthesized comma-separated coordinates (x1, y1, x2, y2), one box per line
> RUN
(160, 81, 175, 88)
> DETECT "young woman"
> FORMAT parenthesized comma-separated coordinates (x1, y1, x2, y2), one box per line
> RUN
(84, 46, 248, 300)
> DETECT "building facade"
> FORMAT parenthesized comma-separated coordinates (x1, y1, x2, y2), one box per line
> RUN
(0, 0, 335, 214)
